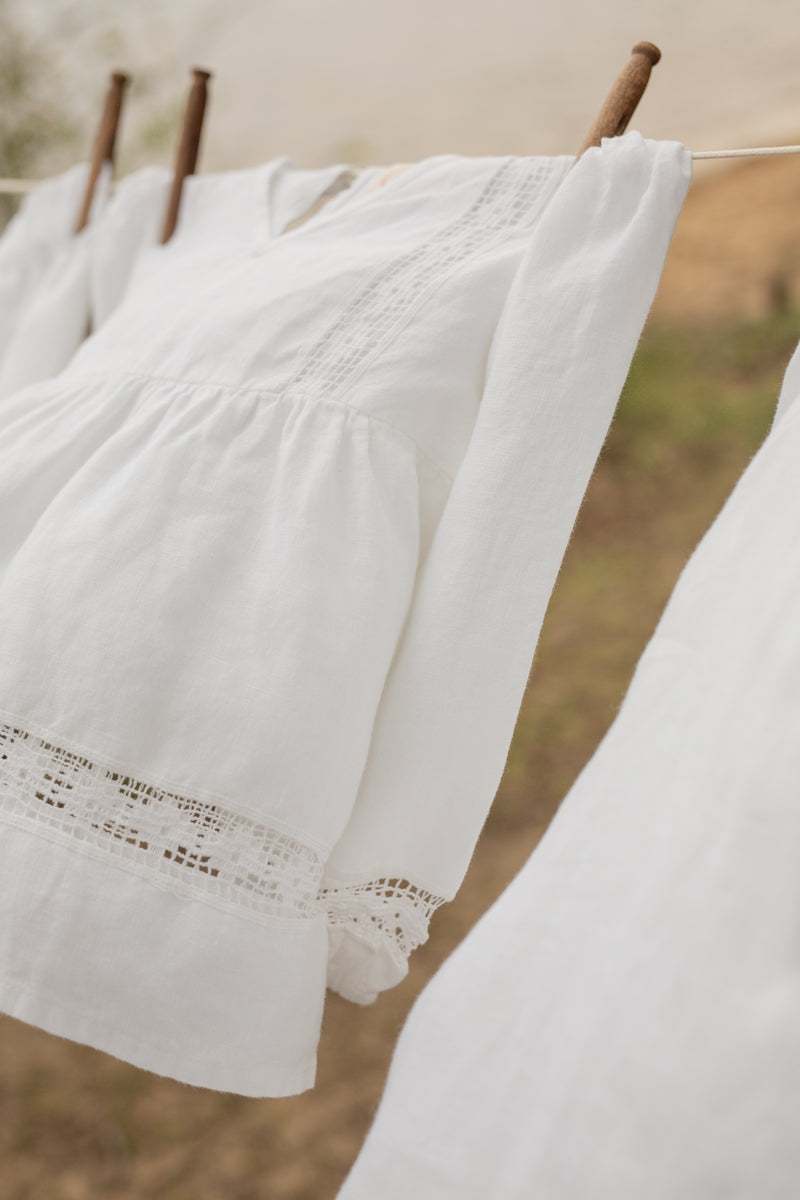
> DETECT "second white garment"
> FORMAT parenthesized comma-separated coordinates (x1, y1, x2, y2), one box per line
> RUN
(0, 164, 96, 383)
(0, 136, 690, 1096)
(0, 164, 108, 397)
(0, 165, 176, 398)
(338, 344, 800, 1196)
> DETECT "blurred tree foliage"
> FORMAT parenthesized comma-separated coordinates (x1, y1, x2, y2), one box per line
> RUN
(0, 0, 78, 223)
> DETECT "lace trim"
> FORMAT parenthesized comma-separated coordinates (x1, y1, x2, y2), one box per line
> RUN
(0, 721, 447, 963)
(0, 723, 323, 920)
(284, 157, 562, 401)
(322, 877, 446, 965)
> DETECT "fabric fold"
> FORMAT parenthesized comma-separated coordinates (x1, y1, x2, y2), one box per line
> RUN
(0, 163, 96, 386)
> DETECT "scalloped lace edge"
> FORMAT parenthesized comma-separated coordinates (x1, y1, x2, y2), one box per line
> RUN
(322, 876, 446, 963)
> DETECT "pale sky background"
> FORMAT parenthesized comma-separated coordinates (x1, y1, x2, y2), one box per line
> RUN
(10, 0, 800, 173)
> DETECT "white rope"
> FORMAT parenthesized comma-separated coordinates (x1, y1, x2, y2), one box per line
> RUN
(0, 178, 42, 194)
(691, 145, 800, 160)
(0, 176, 121, 197)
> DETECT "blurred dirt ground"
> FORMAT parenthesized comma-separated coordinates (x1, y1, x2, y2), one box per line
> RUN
(2, 154, 800, 1199)
(654, 151, 800, 322)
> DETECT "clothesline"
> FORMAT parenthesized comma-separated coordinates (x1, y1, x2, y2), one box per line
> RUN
(0, 143, 797, 197)
(691, 144, 800, 159)
(0, 179, 41, 194)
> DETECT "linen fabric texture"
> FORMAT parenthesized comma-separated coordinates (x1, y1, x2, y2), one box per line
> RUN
(0, 135, 690, 1096)
(338, 334, 800, 1199)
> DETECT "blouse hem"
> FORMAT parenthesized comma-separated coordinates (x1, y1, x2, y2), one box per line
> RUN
(0, 818, 328, 1097)
(0, 977, 317, 1098)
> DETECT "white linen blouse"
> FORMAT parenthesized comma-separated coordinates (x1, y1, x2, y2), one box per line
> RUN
(338, 333, 800, 1200)
(0, 135, 690, 1096)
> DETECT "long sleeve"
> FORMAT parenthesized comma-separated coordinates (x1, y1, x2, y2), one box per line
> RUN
(322, 132, 693, 1003)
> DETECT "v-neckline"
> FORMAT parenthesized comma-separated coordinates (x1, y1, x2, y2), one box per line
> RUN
(260, 156, 444, 249)
(264, 158, 364, 242)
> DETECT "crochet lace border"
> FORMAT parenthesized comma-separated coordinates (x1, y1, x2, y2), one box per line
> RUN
(323, 876, 446, 966)
(0, 721, 443, 964)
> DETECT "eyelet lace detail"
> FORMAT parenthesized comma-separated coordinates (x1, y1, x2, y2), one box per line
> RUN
(322, 876, 446, 965)
(0, 723, 323, 920)
(0, 721, 446, 974)
(284, 157, 564, 401)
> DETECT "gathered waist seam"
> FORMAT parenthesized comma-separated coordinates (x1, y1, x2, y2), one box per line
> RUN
(62, 367, 456, 486)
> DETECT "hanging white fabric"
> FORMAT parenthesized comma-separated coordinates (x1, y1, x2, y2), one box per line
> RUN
(0, 164, 95, 379)
(338, 338, 800, 1199)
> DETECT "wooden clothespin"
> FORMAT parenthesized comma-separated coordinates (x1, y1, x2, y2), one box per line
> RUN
(160, 67, 212, 244)
(74, 71, 129, 234)
(578, 42, 661, 156)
